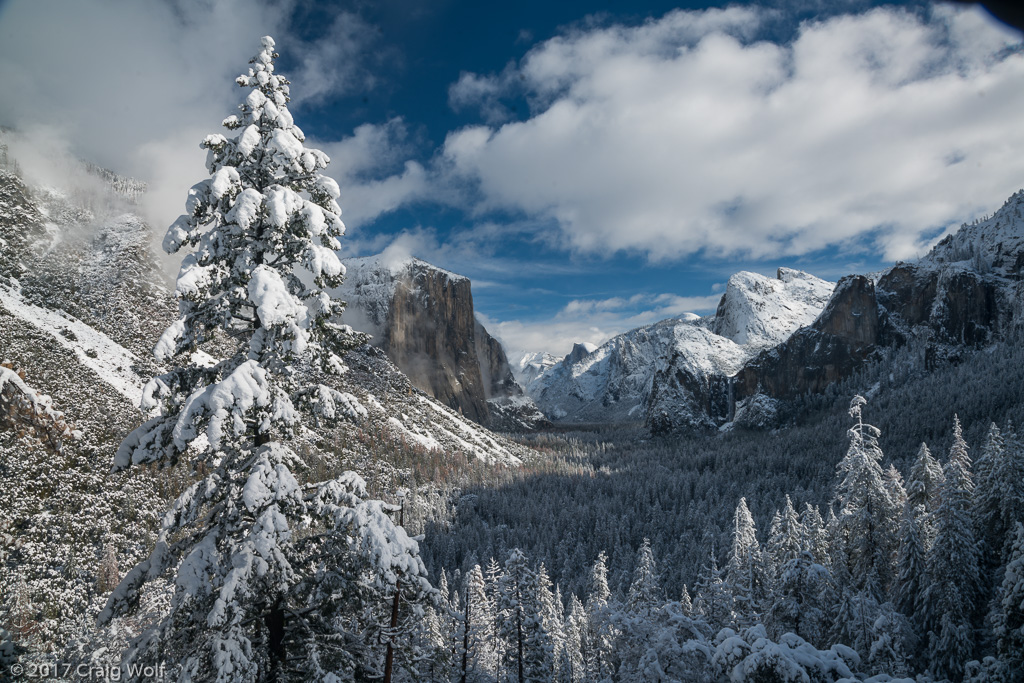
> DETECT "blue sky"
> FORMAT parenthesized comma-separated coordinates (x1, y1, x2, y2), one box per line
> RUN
(1, 0, 1023, 360)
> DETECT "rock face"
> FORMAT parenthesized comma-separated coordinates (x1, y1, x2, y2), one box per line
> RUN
(734, 275, 881, 401)
(732, 192, 1024, 411)
(338, 256, 541, 428)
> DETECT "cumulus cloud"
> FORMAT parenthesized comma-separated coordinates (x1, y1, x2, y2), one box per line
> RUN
(449, 66, 521, 125)
(443, 5, 1024, 262)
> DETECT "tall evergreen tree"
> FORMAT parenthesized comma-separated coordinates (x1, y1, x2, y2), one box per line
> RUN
(498, 548, 532, 683)
(694, 547, 732, 630)
(627, 539, 663, 618)
(800, 503, 830, 567)
(906, 442, 944, 548)
(994, 522, 1024, 673)
(563, 595, 588, 683)
(767, 495, 803, 570)
(484, 556, 506, 680)
(925, 415, 979, 682)
(584, 552, 614, 682)
(893, 504, 927, 636)
(521, 565, 554, 683)
(725, 498, 767, 626)
(98, 36, 431, 682)
(767, 548, 831, 646)
(535, 563, 562, 682)
(978, 421, 1024, 568)
(679, 584, 693, 616)
(974, 423, 1006, 559)
(832, 395, 899, 596)
(463, 564, 497, 682)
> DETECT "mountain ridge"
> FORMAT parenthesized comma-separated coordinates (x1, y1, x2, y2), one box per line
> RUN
(520, 189, 1024, 433)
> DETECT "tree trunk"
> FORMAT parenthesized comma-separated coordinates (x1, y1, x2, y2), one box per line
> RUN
(266, 599, 285, 682)
(461, 586, 471, 683)
(383, 501, 404, 683)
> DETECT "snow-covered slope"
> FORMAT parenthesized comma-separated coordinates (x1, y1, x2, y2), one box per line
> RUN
(0, 156, 532, 469)
(0, 284, 147, 406)
(712, 268, 834, 349)
(925, 189, 1024, 278)
(529, 269, 834, 428)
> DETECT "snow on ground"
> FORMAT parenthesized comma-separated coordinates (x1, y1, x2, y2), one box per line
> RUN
(387, 416, 443, 452)
(417, 396, 522, 465)
(0, 283, 146, 407)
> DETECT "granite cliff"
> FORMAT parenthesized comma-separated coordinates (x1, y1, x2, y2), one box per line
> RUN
(338, 256, 546, 430)
(734, 192, 1024, 411)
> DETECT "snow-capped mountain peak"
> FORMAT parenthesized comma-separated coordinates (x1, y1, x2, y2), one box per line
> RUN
(712, 269, 834, 349)
(526, 269, 835, 428)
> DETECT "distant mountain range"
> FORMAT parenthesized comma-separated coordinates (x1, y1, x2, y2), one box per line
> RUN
(4, 128, 1022, 443)
(514, 191, 1024, 433)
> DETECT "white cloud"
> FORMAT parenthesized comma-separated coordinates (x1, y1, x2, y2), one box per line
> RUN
(483, 290, 722, 361)
(448, 66, 520, 124)
(443, 5, 1024, 262)
(287, 12, 381, 107)
(0, 0, 374, 234)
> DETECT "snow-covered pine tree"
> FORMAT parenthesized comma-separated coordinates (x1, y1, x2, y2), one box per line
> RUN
(995, 522, 1024, 673)
(562, 595, 587, 683)
(497, 548, 534, 683)
(924, 415, 979, 682)
(462, 564, 496, 682)
(767, 495, 803, 570)
(976, 421, 1024, 573)
(551, 584, 567, 680)
(536, 564, 563, 680)
(520, 564, 554, 683)
(884, 464, 907, 511)
(626, 539, 663, 618)
(893, 503, 927, 639)
(998, 422, 1024, 561)
(799, 503, 829, 567)
(906, 442, 944, 548)
(832, 395, 900, 597)
(584, 552, 614, 682)
(99, 36, 431, 682)
(725, 498, 768, 626)
(974, 423, 1006, 561)
(679, 584, 693, 616)
(694, 547, 732, 630)
(484, 556, 506, 680)
(766, 544, 831, 647)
